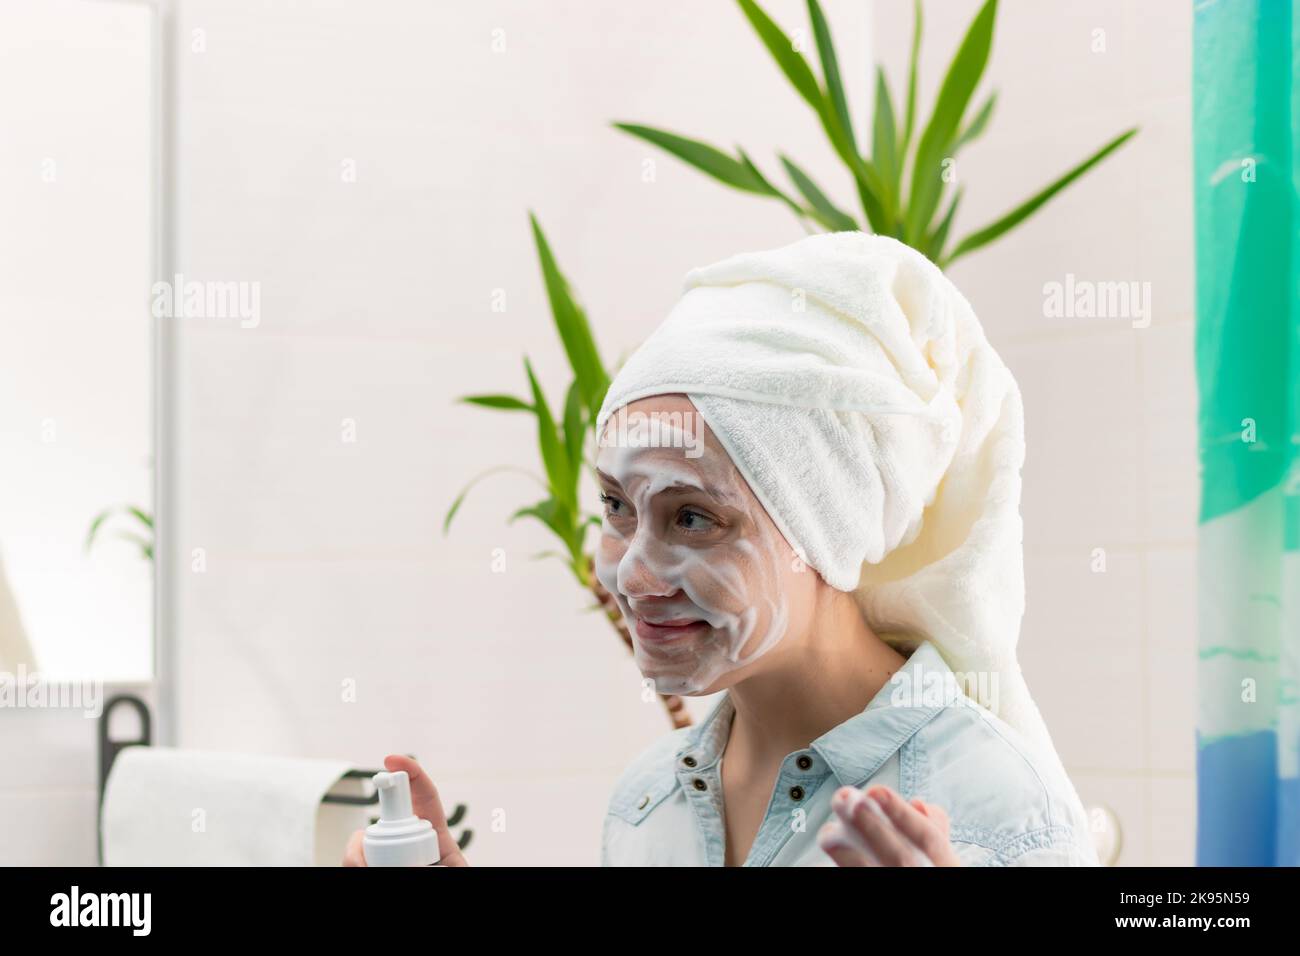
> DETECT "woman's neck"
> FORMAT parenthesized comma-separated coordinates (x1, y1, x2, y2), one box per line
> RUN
(723, 589, 909, 770)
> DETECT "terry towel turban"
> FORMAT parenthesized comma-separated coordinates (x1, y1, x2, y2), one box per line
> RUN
(596, 231, 1061, 765)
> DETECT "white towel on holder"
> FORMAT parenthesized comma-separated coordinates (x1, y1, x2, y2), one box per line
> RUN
(597, 231, 1061, 768)
(102, 747, 364, 866)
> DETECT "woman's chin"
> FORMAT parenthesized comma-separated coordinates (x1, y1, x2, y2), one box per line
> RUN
(637, 660, 707, 697)
(637, 660, 734, 698)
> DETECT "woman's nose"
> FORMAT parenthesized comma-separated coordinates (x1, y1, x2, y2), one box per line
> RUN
(618, 545, 677, 599)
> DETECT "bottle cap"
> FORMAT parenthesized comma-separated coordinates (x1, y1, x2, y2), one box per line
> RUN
(362, 770, 440, 867)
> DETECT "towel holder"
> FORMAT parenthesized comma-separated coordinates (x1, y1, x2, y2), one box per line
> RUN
(97, 693, 152, 864)
(96, 694, 472, 861)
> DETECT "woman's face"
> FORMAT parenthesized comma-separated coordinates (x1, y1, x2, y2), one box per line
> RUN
(594, 394, 815, 696)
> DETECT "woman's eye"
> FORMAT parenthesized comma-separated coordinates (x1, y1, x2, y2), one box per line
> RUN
(677, 508, 718, 533)
(599, 491, 626, 516)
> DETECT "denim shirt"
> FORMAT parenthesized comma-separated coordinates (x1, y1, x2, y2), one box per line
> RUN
(601, 640, 1100, 866)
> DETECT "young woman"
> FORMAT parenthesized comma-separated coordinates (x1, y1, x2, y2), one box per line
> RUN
(344, 232, 1099, 867)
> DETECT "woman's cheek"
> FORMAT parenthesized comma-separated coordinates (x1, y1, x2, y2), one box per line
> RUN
(679, 545, 747, 615)
(706, 537, 789, 661)
(594, 533, 626, 596)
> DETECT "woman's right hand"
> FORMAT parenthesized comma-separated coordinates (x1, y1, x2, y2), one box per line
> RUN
(342, 754, 470, 867)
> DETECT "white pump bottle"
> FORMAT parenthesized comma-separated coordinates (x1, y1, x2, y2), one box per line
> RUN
(362, 770, 440, 867)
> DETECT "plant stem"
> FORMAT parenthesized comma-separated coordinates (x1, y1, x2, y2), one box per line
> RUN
(587, 557, 693, 729)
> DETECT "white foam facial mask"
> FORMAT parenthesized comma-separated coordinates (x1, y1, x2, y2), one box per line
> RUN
(593, 419, 792, 696)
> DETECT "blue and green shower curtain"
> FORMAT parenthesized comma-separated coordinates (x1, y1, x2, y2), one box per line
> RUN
(1194, 0, 1299, 866)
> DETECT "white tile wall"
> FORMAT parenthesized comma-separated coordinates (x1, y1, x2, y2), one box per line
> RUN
(0, 683, 154, 865)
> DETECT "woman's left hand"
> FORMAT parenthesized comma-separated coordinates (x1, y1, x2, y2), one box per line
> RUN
(818, 784, 963, 867)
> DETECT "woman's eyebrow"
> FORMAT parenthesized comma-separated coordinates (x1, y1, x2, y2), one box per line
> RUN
(596, 469, 732, 503)
(658, 480, 729, 501)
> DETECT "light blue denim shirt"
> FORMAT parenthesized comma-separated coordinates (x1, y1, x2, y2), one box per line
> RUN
(601, 640, 1100, 866)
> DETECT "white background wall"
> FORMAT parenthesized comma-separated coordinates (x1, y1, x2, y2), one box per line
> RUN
(4, 0, 1195, 866)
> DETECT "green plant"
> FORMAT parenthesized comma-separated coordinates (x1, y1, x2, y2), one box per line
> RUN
(444, 213, 690, 729)
(85, 505, 153, 562)
(614, 0, 1137, 268)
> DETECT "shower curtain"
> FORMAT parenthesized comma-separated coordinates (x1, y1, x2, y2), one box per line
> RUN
(1194, 0, 1299, 866)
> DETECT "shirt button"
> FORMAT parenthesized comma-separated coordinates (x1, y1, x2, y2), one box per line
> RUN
(682, 756, 697, 768)
(796, 755, 813, 770)
(637, 795, 650, 810)
(789, 785, 805, 801)
(693, 778, 708, 792)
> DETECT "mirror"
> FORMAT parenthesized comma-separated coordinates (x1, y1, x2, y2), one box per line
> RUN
(0, 0, 155, 680)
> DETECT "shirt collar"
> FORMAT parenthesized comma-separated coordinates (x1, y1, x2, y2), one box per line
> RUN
(674, 640, 950, 785)
(674, 688, 735, 771)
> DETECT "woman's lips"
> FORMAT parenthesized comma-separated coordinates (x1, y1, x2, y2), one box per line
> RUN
(634, 618, 708, 643)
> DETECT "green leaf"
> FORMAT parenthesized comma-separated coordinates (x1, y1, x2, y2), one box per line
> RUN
(736, 0, 824, 112)
(778, 155, 857, 230)
(737, 148, 811, 224)
(900, 0, 922, 161)
(524, 357, 575, 515)
(851, 169, 890, 234)
(459, 394, 533, 412)
(613, 123, 826, 230)
(927, 186, 962, 261)
(734, 0, 868, 218)
(613, 123, 774, 195)
(943, 127, 1138, 266)
(562, 378, 585, 474)
(85, 508, 112, 552)
(510, 498, 557, 528)
(529, 213, 610, 420)
(856, 158, 897, 230)
(510, 498, 569, 545)
(85, 505, 154, 555)
(953, 91, 997, 153)
(512, 497, 583, 571)
(530, 549, 569, 563)
(905, 0, 997, 243)
(807, 0, 854, 151)
(111, 530, 152, 557)
(442, 465, 547, 535)
(872, 66, 899, 217)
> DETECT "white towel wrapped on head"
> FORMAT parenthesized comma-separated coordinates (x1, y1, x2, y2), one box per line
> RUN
(596, 231, 1060, 763)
